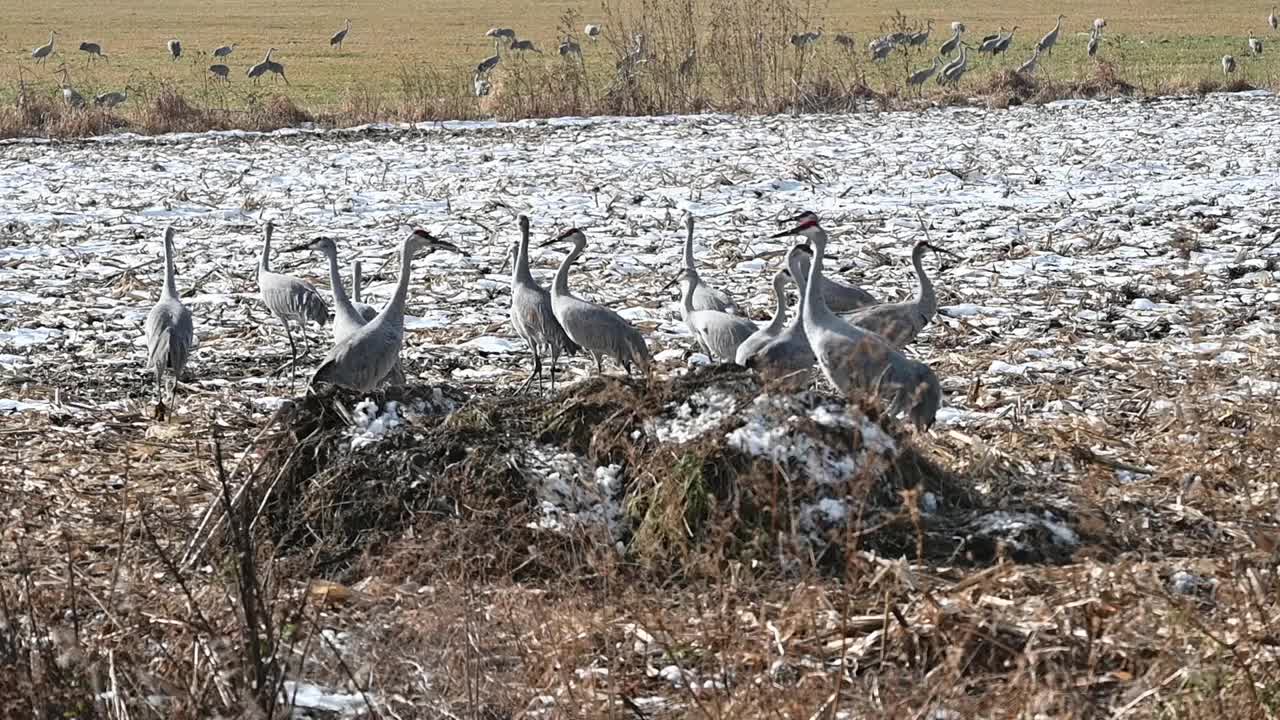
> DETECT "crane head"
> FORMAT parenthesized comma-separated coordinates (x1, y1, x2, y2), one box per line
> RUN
(779, 210, 819, 225)
(918, 240, 959, 259)
(518, 214, 531, 233)
(285, 236, 336, 254)
(770, 217, 820, 239)
(407, 228, 465, 256)
(540, 227, 585, 248)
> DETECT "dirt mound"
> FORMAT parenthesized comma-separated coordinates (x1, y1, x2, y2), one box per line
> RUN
(251, 367, 1082, 582)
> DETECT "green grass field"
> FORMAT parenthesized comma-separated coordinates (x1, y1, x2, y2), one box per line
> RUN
(1, 0, 1277, 126)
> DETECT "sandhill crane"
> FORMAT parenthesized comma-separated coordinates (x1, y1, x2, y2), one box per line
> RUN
(939, 44, 970, 85)
(1271, 8, 1278, 31)
(1223, 54, 1237, 76)
(676, 269, 758, 362)
(790, 30, 821, 49)
(349, 261, 377, 323)
(540, 228, 651, 377)
(209, 64, 231, 82)
(907, 58, 941, 94)
(311, 230, 464, 392)
(287, 236, 372, 343)
(265, 55, 289, 84)
(509, 214, 579, 393)
(870, 38, 894, 61)
(940, 27, 963, 56)
(168, 39, 182, 61)
(213, 43, 236, 58)
(94, 90, 127, 108)
(950, 21, 966, 33)
(247, 49, 282, 84)
(978, 29, 1003, 54)
(909, 22, 933, 47)
(1017, 47, 1042, 77)
(1249, 31, 1263, 56)
(476, 54, 500, 76)
(665, 214, 739, 320)
(144, 227, 193, 418)
(1037, 15, 1065, 56)
(79, 42, 106, 62)
(735, 269, 790, 366)
(330, 18, 351, 49)
(845, 239, 956, 348)
(1093, 18, 1106, 32)
(740, 245, 816, 379)
(57, 68, 84, 109)
(257, 221, 328, 379)
(585, 24, 602, 40)
(486, 27, 516, 53)
(559, 39, 582, 57)
(32, 32, 57, 64)
(834, 33, 857, 50)
(1087, 28, 1100, 57)
(780, 211, 877, 312)
(678, 49, 697, 77)
(992, 26, 1017, 55)
(510, 38, 541, 54)
(772, 216, 942, 431)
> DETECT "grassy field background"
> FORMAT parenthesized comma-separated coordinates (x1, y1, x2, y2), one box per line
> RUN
(5, 0, 1274, 114)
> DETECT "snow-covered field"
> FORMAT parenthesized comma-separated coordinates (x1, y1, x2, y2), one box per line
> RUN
(4, 93, 1280, 717)
(2, 92, 1278, 429)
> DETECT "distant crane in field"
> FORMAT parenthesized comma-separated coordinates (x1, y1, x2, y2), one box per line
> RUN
(772, 215, 943, 432)
(248, 49, 287, 84)
(94, 90, 127, 107)
(311, 230, 465, 392)
(476, 54, 500, 75)
(559, 39, 582, 57)
(57, 68, 84, 109)
(213, 42, 236, 59)
(144, 227, 193, 419)
(330, 19, 351, 49)
(1248, 30, 1263, 56)
(167, 39, 182, 61)
(209, 64, 231, 82)
(845, 239, 956, 349)
(790, 30, 822, 49)
(1271, 7, 1278, 31)
(1037, 15, 1065, 56)
(907, 58, 940, 93)
(978, 29, 1004, 54)
(79, 42, 106, 62)
(585, 24, 602, 41)
(675, 265, 758, 362)
(541, 228, 651, 377)
(265, 54, 289, 83)
(486, 27, 516, 53)
(834, 33, 856, 51)
(992, 26, 1017, 55)
(257, 221, 329, 380)
(939, 27, 963, 56)
(909, 21, 933, 47)
(1017, 47, 1042, 77)
(667, 214, 739, 319)
(938, 45, 970, 85)
(1222, 54, 1237, 76)
(735, 268, 791, 366)
(32, 32, 57, 64)
(510, 38, 541, 54)
(1087, 26, 1101, 57)
(509, 214, 579, 394)
(870, 38, 894, 61)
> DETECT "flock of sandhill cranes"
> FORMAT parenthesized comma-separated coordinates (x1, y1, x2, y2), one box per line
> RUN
(144, 213, 947, 430)
(27, 10, 1278, 109)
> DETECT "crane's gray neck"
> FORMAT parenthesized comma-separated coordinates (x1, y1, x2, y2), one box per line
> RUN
(384, 240, 418, 327)
(259, 227, 272, 272)
(551, 240, 583, 297)
(323, 246, 354, 310)
(911, 244, 936, 319)
(683, 218, 696, 271)
(802, 230, 836, 329)
(763, 274, 788, 333)
(162, 240, 179, 298)
(352, 261, 363, 303)
(513, 226, 534, 286)
(681, 270, 697, 318)
(788, 252, 810, 329)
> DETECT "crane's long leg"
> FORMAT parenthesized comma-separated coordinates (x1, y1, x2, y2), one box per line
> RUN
(549, 343, 561, 395)
(591, 351, 604, 375)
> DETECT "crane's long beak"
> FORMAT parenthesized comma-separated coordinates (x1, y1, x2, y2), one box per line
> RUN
(282, 242, 312, 253)
(430, 238, 467, 256)
(660, 271, 684, 291)
(537, 237, 560, 248)
(771, 226, 803, 239)
(923, 241, 960, 258)
(778, 212, 810, 224)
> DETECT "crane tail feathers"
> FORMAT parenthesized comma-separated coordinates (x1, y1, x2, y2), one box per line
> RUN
(146, 328, 171, 372)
